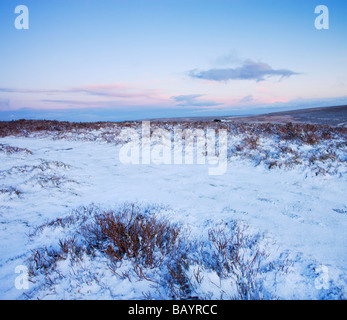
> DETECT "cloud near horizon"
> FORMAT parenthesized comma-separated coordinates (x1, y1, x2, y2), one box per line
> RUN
(0, 84, 172, 111)
(0, 84, 160, 99)
(189, 59, 300, 82)
(171, 94, 223, 108)
(239, 95, 255, 103)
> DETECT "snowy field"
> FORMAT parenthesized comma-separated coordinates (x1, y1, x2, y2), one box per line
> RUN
(0, 120, 346, 300)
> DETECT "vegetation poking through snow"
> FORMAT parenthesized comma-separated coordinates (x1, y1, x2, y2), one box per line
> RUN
(0, 143, 33, 155)
(26, 203, 289, 300)
(1, 119, 345, 175)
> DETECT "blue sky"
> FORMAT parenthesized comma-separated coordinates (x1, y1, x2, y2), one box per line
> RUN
(0, 0, 346, 121)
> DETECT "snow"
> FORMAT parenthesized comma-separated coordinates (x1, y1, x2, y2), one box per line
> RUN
(0, 126, 346, 300)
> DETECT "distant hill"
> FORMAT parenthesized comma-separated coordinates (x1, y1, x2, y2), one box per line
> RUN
(148, 105, 347, 127)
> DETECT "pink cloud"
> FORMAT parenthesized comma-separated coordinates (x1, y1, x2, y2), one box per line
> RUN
(0, 83, 175, 110)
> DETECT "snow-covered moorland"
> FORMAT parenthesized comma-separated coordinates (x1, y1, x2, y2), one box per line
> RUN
(0, 119, 346, 299)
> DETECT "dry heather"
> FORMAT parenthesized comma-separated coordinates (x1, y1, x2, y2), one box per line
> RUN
(1, 119, 345, 141)
(1, 119, 346, 175)
(0, 143, 32, 155)
(26, 203, 288, 300)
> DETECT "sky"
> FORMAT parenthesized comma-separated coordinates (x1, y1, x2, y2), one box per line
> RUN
(0, 0, 346, 121)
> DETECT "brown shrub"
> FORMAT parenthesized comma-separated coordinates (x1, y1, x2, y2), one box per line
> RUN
(243, 135, 259, 150)
(81, 204, 181, 269)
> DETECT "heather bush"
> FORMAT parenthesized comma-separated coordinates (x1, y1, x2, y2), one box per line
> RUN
(26, 203, 285, 300)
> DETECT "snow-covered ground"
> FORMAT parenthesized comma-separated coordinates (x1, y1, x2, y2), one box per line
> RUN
(0, 122, 346, 300)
